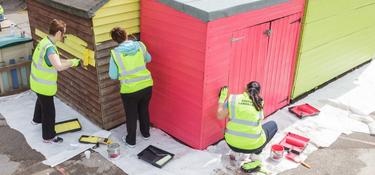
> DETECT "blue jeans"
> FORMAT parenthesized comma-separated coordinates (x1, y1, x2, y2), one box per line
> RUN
(227, 121, 278, 154)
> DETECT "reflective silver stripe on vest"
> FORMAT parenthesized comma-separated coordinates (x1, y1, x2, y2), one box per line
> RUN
(225, 129, 262, 139)
(231, 118, 259, 126)
(114, 51, 147, 76)
(32, 43, 57, 74)
(32, 61, 57, 74)
(230, 95, 236, 119)
(229, 95, 259, 126)
(114, 51, 127, 74)
(30, 73, 57, 85)
(120, 75, 151, 84)
(120, 65, 147, 76)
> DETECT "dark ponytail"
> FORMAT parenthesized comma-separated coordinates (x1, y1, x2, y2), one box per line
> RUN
(246, 81, 263, 111)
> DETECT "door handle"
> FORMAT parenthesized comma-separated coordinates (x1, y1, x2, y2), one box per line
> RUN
(264, 29, 272, 37)
(231, 36, 246, 42)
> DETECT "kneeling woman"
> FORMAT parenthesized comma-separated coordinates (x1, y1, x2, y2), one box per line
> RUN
(217, 81, 278, 160)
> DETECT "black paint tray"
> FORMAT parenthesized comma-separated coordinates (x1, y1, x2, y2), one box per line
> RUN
(137, 145, 174, 168)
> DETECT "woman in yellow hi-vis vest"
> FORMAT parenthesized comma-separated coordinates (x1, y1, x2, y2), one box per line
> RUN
(109, 27, 153, 148)
(30, 19, 80, 143)
(217, 81, 278, 166)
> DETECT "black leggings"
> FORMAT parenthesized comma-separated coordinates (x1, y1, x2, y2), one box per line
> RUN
(121, 87, 152, 145)
(32, 93, 56, 140)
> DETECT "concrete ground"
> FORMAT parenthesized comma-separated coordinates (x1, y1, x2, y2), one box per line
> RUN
(3, 110, 374, 175)
(0, 0, 31, 38)
(0, 113, 126, 175)
(280, 133, 375, 175)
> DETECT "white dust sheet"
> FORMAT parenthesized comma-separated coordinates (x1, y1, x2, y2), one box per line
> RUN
(0, 60, 374, 174)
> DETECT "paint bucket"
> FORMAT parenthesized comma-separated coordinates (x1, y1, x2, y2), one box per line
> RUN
(107, 143, 120, 159)
(270, 144, 284, 161)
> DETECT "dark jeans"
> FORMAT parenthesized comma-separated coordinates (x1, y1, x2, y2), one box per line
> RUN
(121, 86, 152, 145)
(228, 121, 278, 154)
(32, 93, 56, 140)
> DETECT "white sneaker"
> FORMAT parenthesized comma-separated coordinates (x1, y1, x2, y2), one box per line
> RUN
(31, 120, 41, 125)
(142, 136, 150, 140)
(121, 136, 135, 148)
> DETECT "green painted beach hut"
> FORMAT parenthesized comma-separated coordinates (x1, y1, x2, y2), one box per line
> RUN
(292, 0, 375, 99)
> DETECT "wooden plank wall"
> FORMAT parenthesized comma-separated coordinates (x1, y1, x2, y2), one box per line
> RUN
(141, 0, 207, 149)
(292, 0, 375, 99)
(93, 0, 140, 43)
(95, 40, 126, 129)
(26, 0, 104, 127)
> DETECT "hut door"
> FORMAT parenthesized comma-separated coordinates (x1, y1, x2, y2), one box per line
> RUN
(229, 13, 301, 116)
(228, 22, 270, 94)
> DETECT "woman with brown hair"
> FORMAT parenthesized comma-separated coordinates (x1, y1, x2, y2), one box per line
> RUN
(30, 19, 80, 143)
(109, 27, 153, 148)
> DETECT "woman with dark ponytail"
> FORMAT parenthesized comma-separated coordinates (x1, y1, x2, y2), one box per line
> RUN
(217, 81, 278, 168)
(247, 81, 263, 112)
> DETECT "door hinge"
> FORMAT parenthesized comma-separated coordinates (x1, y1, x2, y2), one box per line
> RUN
(264, 29, 272, 37)
(231, 36, 246, 42)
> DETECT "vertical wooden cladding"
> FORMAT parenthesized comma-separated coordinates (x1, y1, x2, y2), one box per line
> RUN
(26, 0, 102, 127)
(202, 1, 304, 148)
(142, 0, 304, 149)
(93, 0, 140, 43)
(261, 13, 302, 115)
(141, 0, 207, 149)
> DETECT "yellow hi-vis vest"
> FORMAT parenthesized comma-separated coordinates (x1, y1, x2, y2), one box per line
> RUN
(0, 5, 4, 15)
(30, 37, 58, 96)
(111, 42, 153, 94)
(225, 93, 266, 150)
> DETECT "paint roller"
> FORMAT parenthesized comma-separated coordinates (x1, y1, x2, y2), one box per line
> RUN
(149, 147, 173, 167)
(286, 137, 306, 147)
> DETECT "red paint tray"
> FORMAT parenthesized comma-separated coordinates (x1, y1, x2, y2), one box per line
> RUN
(288, 103, 320, 118)
(279, 132, 310, 155)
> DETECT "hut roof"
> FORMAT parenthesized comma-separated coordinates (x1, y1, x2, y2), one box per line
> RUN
(159, 0, 288, 22)
(36, 0, 109, 19)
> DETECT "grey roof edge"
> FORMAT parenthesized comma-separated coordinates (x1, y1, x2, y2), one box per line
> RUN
(158, 0, 210, 22)
(35, 0, 110, 19)
(158, 0, 290, 22)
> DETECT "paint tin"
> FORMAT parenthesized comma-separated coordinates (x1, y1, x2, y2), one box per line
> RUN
(270, 144, 284, 161)
(107, 143, 120, 159)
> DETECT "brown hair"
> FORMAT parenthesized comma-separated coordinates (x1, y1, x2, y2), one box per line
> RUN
(49, 19, 66, 36)
(111, 27, 127, 43)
